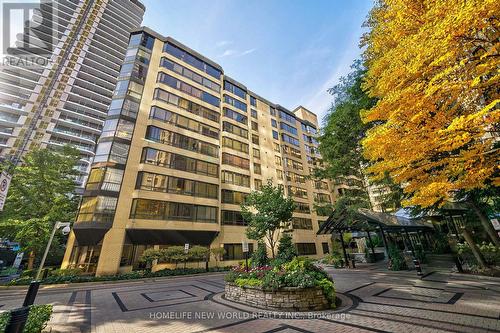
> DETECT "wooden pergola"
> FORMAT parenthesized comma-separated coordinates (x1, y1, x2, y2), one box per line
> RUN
(317, 208, 435, 265)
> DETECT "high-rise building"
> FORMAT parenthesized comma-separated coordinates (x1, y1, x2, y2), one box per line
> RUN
(0, 0, 145, 187)
(61, 27, 336, 276)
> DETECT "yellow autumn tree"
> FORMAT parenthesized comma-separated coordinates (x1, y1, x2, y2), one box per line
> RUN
(361, 0, 499, 209)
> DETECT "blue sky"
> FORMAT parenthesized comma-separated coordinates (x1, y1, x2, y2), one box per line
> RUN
(141, 0, 373, 124)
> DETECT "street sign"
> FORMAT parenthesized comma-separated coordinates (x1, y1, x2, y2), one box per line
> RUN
(491, 218, 500, 231)
(0, 171, 12, 211)
(184, 243, 189, 253)
(242, 242, 249, 253)
(12, 252, 24, 269)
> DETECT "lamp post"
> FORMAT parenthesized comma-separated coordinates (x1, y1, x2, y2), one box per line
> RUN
(23, 221, 71, 305)
(6, 222, 71, 333)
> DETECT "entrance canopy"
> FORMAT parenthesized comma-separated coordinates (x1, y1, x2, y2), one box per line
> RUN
(318, 208, 434, 235)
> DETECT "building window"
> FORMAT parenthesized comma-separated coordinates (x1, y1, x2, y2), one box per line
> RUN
(275, 156, 282, 166)
(279, 110, 296, 124)
(252, 134, 260, 145)
(223, 108, 247, 124)
(223, 243, 254, 260)
(221, 210, 246, 226)
(294, 202, 310, 214)
(270, 107, 276, 116)
(272, 130, 279, 140)
(254, 163, 261, 175)
(163, 42, 222, 79)
(221, 170, 250, 187)
(223, 121, 248, 139)
(271, 119, 277, 128)
(253, 148, 260, 159)
(150, 106, 219, 139)
(251, 121, 258, 131)
(292, 217, 313, 230)
(250, 96, 257, 107)
(221, 190, 248, 205)
(130, 198, 217, 223)
(222, 153, 250, 169)
(160, 57, 220, 92)
(295, 243, 317, 255)
(224, 81, 247, 99)
(314, 181, 329, 190)
(153, 88, 220, 123)
(322, 242, 329, 254)
(136, 172, 218, 199)
(141, 147, 219, 178)
(281, 133, 300, 147)
(224, 95, 247, 112)
(280, 122, 298, 136)
(223, 136, 249, 154)
(276, 170, 283, 180)
(157, 72, 220, 107)
(251, 109, 257, 119)
(145, 126, 218, 158)
(273, 143, 280, 152)
(254, 179, 262, 190)
(288, 185, 308, 199)
(314, 193, 331, 203)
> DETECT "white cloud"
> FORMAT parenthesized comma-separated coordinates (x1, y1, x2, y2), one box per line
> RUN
(219, 48, 257, 58)
(216, 40, 233, 47)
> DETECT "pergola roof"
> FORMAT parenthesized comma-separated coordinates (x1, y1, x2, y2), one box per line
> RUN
(317, 208, 434, 235)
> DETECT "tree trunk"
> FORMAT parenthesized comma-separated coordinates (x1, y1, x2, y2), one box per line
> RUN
(27, 251, 35, 270)
(469, 200, 500, 247)
(462, 228, 488, 269)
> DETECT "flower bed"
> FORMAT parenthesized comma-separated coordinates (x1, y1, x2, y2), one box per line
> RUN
(224, 257, 336, 311)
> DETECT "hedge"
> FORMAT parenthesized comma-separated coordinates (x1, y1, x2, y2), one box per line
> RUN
(0, 304, 52, 333)
(8, 267, 230, 286)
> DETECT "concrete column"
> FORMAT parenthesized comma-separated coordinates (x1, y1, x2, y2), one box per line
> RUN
(60, 231, 76, 269)
(95, 228, 126, 276)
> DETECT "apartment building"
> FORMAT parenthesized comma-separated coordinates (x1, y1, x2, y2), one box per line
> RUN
(61, 27, 335, 276)
(0, 0, 144, 187)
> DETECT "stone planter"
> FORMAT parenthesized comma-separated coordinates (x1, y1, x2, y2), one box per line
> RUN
(225, 283, 331, 311)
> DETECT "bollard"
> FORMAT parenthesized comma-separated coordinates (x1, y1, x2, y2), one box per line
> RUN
(5, 306, 30, 333)
(413, 259, 423, 277)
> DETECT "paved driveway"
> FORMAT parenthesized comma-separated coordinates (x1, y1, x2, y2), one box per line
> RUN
(1, 267, 499, 333)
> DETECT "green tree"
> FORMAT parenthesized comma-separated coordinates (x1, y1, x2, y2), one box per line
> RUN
(241, 180, 295, 258)
(315, 60, 375, 222)
(251, 242, 269, 267)
(189, 245, 209, 267)
(0, 146, 80, 269)
(275, 233, 297, 265)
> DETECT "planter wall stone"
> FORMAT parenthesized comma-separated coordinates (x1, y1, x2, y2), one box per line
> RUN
(225, 283, 330, 311)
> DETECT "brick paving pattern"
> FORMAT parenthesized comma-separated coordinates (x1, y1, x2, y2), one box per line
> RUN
(1, 265, 499, 332)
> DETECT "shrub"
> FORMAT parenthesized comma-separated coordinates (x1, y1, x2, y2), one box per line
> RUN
(321, 253, 344, 268)
(275, 233, 297, 265)
(139, 248, 163, 269)
(0, 311, 9, 332)
(366, 235, 382, 248)
(317, 278, 336, 307)
(251, 242, 269, 267)
(24, 304, 53, 333)
(189, 246, 209, 262)
(50, 268, 83, 277)
(234, 277, 262, 287)
(388, 245, 407, 271)
(0, 305, 53, 333)
(225, 257, 336, 308)
(432, 232, 451, 254)
(8, 267, 231, 285)
(163, 246, 188, 267)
